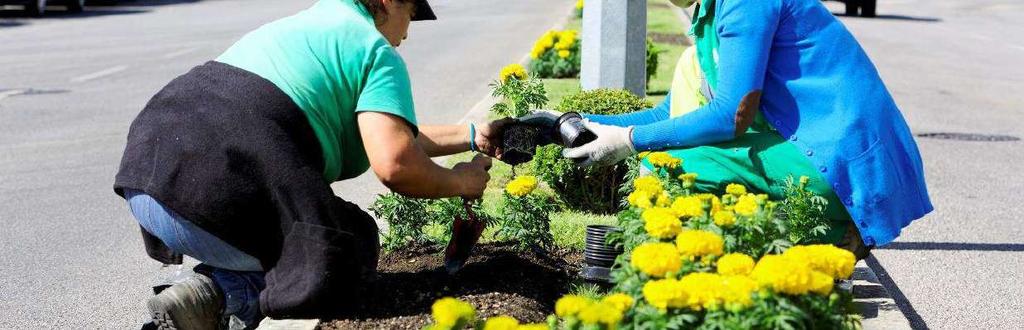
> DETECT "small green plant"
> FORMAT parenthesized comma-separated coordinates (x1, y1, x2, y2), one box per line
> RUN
(496, 176, 558, 251)
(532, 89, 653, 214)
(490, 63, 549, 118)
(370, 193, 435, 251)
(779, 176, 831, 244)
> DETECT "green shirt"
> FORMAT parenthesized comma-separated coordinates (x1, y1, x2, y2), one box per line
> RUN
(217, 0, 417, 182)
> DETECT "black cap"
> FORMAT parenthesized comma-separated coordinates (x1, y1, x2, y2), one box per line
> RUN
(412, 0, 436, 21)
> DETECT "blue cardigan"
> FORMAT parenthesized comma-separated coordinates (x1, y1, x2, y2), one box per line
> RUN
(588, 0, 932, 246)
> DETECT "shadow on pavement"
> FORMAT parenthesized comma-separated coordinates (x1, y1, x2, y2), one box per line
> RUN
(834, 12, 943, 23)
(0, 8, 148, 19)
(109, 0, 201, 7)
(0, 19, 25, 27)
(865, 255, 929, 330)
(878, 241, 1024, 252)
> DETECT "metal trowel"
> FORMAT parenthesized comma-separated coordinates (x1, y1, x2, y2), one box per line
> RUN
(443, 200, 487, 274)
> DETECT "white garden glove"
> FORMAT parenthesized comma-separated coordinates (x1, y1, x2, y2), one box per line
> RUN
(562, 120, 636, 168)
(517, 109, 564, 127)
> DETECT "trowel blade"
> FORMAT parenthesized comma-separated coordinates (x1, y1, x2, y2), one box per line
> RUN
(442, 203, 487, 274)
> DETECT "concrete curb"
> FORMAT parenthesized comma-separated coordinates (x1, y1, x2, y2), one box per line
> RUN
(853, 259, 912, 329)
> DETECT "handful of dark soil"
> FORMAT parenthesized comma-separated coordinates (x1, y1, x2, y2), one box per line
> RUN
(500, 123, 551, 166)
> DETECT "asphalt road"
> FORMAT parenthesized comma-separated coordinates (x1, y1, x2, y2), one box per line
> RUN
(0, 0, 573, 328)
(2, 0, 1023, 329)
(822, 0, 1024, 329)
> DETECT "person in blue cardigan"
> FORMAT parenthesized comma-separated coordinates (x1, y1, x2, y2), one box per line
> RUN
(527, 0, 932, 257)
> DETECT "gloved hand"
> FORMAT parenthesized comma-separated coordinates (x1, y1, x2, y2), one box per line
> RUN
(562, 120, 636, 167)
(516, 109, 564, 127)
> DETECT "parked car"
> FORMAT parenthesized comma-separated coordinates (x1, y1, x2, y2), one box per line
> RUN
(838, 0, 877, 17)
(0, 0, 85, 16)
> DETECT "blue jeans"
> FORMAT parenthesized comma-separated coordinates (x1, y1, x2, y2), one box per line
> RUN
(126, 189, 265, 326)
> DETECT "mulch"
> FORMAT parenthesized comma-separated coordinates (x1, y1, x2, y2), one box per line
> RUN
(319, 243, 583, 329)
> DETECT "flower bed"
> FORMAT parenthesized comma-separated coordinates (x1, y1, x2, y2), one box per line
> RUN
(419, 153, 862, 330)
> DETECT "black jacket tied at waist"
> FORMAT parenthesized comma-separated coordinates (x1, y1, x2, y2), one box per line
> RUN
(114, 61, 379, 318)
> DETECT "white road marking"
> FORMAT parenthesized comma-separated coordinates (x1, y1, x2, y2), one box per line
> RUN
(70, 65, 128, 83)
(0, 89, 26, 101)
(162, 46, 201, 59)
(1011, 45, 1024, 52)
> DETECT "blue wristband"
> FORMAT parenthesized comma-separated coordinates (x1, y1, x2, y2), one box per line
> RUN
(468, 123, 478, 152)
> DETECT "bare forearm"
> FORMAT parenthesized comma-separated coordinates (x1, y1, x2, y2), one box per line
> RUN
(416, 124, 471, 157)
(381, 150, 466, 198)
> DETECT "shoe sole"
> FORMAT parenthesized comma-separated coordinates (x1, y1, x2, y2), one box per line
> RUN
(150, 310, 179, 330)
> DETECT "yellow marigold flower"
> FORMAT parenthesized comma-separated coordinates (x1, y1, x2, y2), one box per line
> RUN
(538, 35, 555, 49)
(499, 63, 528, 83)
(720, 275, 758, 310)
(655, 191, 672, 207)
(710, 195, 722, 213)
(717, 253, 755, 276)
(555, 295, 592, 317)
(675, 230, 724, 259)
(670, 196, 704, 218)
(557, 50, 570, 58)
(601, 293, 634, 313)
(633, 175, 663, 196)
(733, 194, 758, 216)
(713, 210, 737, 227)
(750, 255, 815, 295)
(725, 183, 747, 196)
(630, 242, 682, 278)
(678, 272, 726, 311)
(799, 175, 810, 186)
(627, 190, 653, 209)
(530, 46, 545, 59)
(576, 0, 584, 10)
(809, 271, 835, 295)
(577, 301, 622, 327)
(783, 245, 856, 279)
(679, 172, 698, 188)
(642, 207, 682, 239)
(646, 152, 682, 169)
(755, 194, 769, 205)
(642, 278, 687, 310)
(483, 315, 519, 330)
(505, 175, 538, 197)
(517, 324, 548, 330)
(431, 297, 476, 328)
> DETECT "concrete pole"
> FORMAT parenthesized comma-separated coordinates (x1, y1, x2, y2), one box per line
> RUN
(581, 0, 647, 97)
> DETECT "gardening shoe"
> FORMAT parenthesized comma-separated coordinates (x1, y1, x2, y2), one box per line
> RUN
(147, 272, 224, 330)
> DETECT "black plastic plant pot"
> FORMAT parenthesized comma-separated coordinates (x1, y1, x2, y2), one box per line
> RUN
(500, 123, 543, 166)
(581, 225, 624, 283)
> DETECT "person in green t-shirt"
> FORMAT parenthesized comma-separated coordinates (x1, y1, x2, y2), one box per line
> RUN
(116, 0, 513, 327)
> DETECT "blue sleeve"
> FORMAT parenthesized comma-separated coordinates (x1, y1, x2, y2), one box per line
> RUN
(583, 95, 671, 127)
(632, 0, 780, 151)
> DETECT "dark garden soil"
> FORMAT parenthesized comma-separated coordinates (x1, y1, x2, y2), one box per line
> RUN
(319, 243, 583, 330)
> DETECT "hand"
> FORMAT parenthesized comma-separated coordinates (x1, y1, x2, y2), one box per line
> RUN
(475, 118, 514, 158)
(452, 154, 492, 199)
(517, 109, 564, 127)
(562, 120, 636, 167)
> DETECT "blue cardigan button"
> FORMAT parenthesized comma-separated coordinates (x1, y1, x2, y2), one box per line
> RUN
(819, 166, 827, 173)
(805, 150, 814, 156)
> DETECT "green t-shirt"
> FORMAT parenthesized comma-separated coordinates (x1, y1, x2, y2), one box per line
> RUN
(217, 0, 417, 182)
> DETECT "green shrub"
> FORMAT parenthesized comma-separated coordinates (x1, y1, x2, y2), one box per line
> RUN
(646, 38, 666, 88)
(534, 89, 653, 214)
